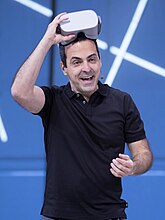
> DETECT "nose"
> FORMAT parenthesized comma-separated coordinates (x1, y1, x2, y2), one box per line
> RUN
(82, 61, 91, 72)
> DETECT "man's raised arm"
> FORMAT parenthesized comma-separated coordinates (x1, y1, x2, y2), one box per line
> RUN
(11, 13, 75, 113)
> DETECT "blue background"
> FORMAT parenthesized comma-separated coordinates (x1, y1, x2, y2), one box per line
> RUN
(0, 0, 165, 219)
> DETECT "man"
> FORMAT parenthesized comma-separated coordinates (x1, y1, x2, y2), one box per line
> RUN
(11, 11, 153, 220)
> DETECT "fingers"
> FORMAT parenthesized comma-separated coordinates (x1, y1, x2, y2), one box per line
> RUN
(51, 12, 68, 26)
(110, 154, 134, 178)
(62, 34, 76, 41)
(110, 161, 126, 178)
(118, 153, 130, 160)
(46, 12, 75, 45)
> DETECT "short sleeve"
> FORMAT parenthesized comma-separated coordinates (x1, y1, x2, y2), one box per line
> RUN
(35, 86, 53, 119)
(124, 94, 146, 143)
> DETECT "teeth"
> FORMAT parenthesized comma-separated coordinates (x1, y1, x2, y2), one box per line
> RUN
(81, 76, 93, 80)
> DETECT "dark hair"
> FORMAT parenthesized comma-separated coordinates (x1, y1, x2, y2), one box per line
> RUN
(59, 32, 100, 67)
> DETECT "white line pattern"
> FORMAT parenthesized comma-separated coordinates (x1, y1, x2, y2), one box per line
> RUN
(105, 0, 149, 86)
(14, 0, 53, 17)
(0, 170, 164, 177)
(0, 114, 8, 143)
(110, 46, 165, 78)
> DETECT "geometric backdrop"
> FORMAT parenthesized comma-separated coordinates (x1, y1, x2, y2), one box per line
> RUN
(0, 0, 165, 219)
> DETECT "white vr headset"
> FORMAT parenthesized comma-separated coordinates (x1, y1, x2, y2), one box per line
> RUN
(58, 10, 102, 46)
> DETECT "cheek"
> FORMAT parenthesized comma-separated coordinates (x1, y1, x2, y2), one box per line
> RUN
(66, 69, 80, 80)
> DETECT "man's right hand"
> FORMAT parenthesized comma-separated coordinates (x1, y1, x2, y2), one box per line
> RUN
(43, 12, 76, 46)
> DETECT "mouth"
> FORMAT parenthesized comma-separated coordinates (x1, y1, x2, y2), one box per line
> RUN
(80, 75, 94, 82)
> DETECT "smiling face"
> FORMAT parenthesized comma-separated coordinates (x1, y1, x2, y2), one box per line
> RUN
(61, 39, 102, 101)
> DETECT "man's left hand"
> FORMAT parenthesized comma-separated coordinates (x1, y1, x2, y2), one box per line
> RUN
(110, 154, 134, 177)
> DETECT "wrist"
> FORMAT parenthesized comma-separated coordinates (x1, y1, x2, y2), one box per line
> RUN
(39, 35, 53, 53)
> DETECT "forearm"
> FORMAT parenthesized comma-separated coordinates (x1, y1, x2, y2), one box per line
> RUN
(11, 13, 75, 112)
(131, 150, 153, 175)
(11, 35, 52, 99)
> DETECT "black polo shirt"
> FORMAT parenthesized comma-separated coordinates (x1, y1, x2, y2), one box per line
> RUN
(36, 81, 146, 220)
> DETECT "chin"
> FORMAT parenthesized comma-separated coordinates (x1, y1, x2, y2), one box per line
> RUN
(81, 84, 98, 94)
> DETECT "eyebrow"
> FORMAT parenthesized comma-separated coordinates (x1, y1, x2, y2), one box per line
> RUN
(71, 57, 82, 61)
(87, 53, 98, 58)
(71, 53, 98, 61)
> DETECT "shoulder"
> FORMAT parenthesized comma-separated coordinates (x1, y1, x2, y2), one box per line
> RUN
(101, 84, 137, 114)
(40, 84, 66, 97)
(103, 83, 131, 100)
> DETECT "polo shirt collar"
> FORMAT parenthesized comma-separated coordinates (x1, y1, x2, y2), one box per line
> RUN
(97, 81, 109, 97)
(64, 81, 108, 98)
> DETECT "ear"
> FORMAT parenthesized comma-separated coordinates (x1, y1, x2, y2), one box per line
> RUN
(100, 60, 102, 68)
(60, 61, 67, 76)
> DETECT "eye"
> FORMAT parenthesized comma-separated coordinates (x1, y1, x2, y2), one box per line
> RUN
(88, 55, 98, 63)
(73, 60, 80, 65)
(72, 59, 82, 66)
(90, 58, 96, 62)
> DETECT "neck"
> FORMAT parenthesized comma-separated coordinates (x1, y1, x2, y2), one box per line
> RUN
(80, 86, 99, 102)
